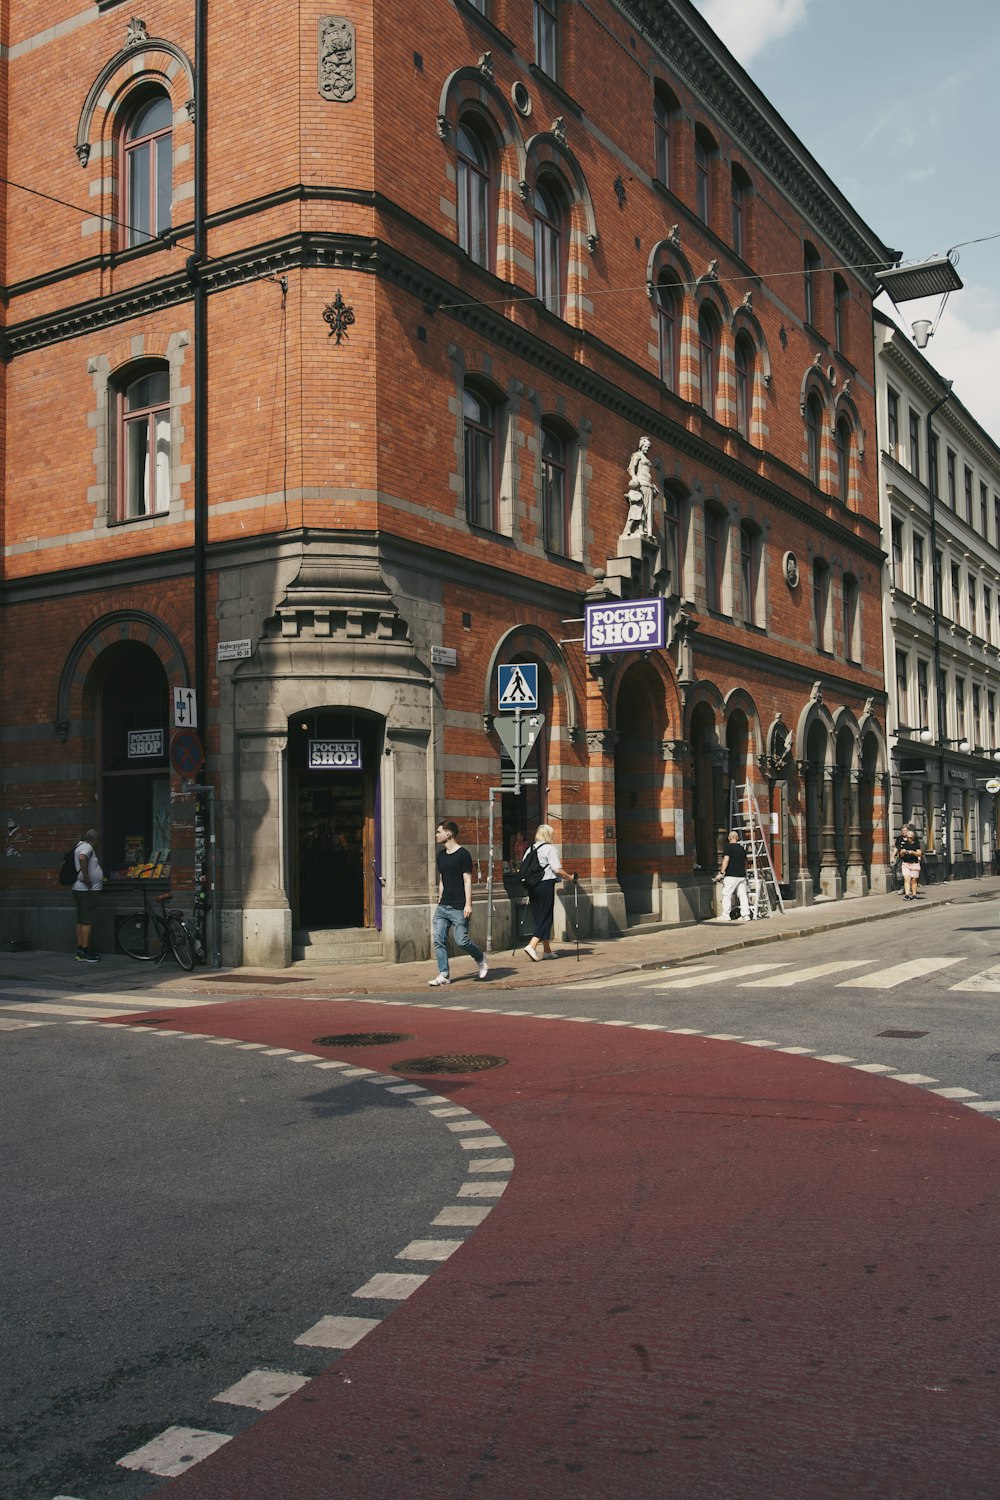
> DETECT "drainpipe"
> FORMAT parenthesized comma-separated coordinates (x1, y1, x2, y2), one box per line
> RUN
(926, 381, 954, 877)
(190, 0, 208, 727)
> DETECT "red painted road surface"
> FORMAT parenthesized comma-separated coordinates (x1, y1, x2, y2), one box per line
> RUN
(143, 999, 1000, 1500)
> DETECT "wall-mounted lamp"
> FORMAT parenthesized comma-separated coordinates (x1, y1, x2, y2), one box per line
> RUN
(897, 723, 932, 743)
(942, 736, 971, 753)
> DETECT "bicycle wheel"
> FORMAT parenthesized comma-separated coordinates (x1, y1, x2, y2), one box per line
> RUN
(117, 914, 152, 960)
(166, 915, 196, 971)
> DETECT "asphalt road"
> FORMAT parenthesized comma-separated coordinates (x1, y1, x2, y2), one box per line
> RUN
(0, 1023, 469, 1500)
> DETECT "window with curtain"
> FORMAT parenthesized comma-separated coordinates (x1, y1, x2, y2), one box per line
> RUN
(698, 306, 720, 420)
(805, 391, 823, 486)
(734, 334, 755, 440)
(117, 364, 170, 521)
(534, 176, 564, 316)
(463, 384, 498, 530)
(656, 272, 681, 392)
(456, 118, 494, 269)
(541, 421, 571, 555)
(122, 91, 173, 248)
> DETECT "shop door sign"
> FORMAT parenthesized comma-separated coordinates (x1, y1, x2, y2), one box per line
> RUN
(497, 663, 538, 711)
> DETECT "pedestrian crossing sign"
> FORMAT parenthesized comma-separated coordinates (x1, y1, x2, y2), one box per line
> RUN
(497, 662, 538, 710)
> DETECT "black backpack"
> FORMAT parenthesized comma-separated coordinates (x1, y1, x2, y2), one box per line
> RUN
(518, 843, 545, 891)
(58, 848, 78, 887)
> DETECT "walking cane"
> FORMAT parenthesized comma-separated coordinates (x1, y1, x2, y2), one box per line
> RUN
(573, 873, 580, 962)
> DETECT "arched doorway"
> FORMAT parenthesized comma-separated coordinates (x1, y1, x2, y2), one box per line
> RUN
(690, 701, 720, 871)
(804, 719, 828, 889)
(91, 640, 171, 878)
(288, 710, 383, 931)
(614, 660, 666, 917)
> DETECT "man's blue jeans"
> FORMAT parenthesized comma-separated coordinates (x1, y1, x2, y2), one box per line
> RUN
(432, 903, 484, 975)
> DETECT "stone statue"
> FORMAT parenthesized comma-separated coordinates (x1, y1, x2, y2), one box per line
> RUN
(624, 435, 657, 537)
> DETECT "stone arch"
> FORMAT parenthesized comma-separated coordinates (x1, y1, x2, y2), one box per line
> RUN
(730, 303, 772, 388)
(75, 35, 195, 167)
(55, 610, 189, 736)
(646, 238, 696, 294)
(437, 66, 527, 180)
(722, 687, 764, 761)
(484, 625, 578, 738)
(523, 132, 599, 252)
(793, 690, 836, 764)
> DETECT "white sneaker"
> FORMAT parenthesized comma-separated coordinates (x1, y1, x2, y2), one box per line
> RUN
(477, 957, 489, 980)
(428, 973, 450, 987)
(523, 945, 541, 962)
(738, 915, 752, 922)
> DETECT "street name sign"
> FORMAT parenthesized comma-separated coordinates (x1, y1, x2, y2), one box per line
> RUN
(217, 639, 252, 661)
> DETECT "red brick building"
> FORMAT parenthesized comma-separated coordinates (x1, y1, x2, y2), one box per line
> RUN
(0, 0, 897, 964)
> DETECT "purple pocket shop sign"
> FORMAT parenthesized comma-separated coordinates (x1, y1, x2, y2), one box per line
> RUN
(584, 598, 665, 654)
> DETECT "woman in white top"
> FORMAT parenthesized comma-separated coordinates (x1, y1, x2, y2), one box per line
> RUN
(523, 822, 570, 961)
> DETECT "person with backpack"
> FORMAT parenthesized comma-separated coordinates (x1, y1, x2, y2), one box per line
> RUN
(521, 822, 570, 961)
(72, 828, 104, 963)
(428, 819, 489, 987)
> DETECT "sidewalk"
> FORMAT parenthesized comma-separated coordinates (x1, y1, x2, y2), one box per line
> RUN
(5, 875, 999, 995)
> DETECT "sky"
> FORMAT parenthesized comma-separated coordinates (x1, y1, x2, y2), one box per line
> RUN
(692, 0, 1000, 442)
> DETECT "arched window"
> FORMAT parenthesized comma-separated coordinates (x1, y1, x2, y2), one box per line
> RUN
(122, 91, 172, 247)
(656, 271, 682, 392)
(833, 274, 848, 352)
(731, 165, 751, 258)
(842, 572, 860, 661)
(116, 363, 170, 521)
(694, 125, 716, 224)
(740, 521, 762, 626)
(456, 118, 494, 270)
(653, 85, 679, 190)
(803, 241, 821, 327)
(463, 383, 498, 530)
(534, 176, 565, 316)
(836, 415, 852, 505)
(734, 332, 755, 440)
(698, 305, 720, 420)
(541, 421, 572, 555)
(705, 503, 727, 613)
(805, 391, 824, 486)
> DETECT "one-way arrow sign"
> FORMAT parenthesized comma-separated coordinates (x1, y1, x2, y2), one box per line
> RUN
(172, 686, 198, 728)
(494, 712, 544, 773)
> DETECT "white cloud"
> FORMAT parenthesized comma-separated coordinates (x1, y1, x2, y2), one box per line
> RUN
(694, 0, 810, 63)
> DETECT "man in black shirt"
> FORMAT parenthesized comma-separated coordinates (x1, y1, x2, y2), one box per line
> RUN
(429, 820, 489, 987)
(714, 829, 752, 921)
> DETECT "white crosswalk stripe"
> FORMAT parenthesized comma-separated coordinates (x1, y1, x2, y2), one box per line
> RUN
(0, 984, 212, 1028)
(949, 965, 1000, 993)
(836, 957, 961, 989)
(740, 960, 868, 987)
(647, 962, 791, 989)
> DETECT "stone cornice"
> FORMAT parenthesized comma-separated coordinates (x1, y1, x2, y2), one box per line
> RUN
(1, 226, 881, 563)
(613, 0, 896, 285)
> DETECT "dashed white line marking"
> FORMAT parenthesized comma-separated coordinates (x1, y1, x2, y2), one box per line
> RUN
(386, 1084, 423, 1094)
(117, 1426, 232, 1478)
(776, 1045, 813, 1054)
(396, 1239, 463, 1261)
(837, 957, 961, 989)
(890, 1073, 939, 1085)
(352, 1272, 429, 1299)
(429, 1105, 471, 1117)
(929, 1086, 980, 1099)
(964, 1100, 1000, 1112)
(458, 1180, 508, 1197)
(458, 1135, 506, 1150)
(214, 1369, 309, 1411)
(852, 1063, 897, 1074)
(433, 1205, 492, 1226)
(446, 1120, 494, 1132)
(742, 1039, 779, 1048)
(294, 1315, 381, 1349)
(707, 1032, 744, 1041)
(815, 1054, 857, 1064)
(469, 1156, 514, 1172)
(0, 1017, 50, 1030)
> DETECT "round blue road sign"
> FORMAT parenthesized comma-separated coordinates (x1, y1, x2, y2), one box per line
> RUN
(170, 728, 204, 777)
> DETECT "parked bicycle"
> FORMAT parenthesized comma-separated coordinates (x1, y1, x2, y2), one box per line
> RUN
(117, 886, 197, 971)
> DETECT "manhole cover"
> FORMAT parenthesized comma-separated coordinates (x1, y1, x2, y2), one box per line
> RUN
(988, 1053, 1000, 1063)
(877, 1029, 929, 1039)
(312, 1032, 414, 1047)
(194, 974, 302, 985)
(391, 1054, 507, 1074)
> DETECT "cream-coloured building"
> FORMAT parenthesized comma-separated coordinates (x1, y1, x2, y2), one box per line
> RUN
(877, 309, 1000, 876)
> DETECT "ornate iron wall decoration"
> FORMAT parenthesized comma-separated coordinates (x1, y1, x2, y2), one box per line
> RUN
(323, 289, 355, 344)
(318, 16, 356, 102)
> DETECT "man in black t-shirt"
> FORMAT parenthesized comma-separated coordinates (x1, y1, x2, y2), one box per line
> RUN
(429, 820, 489, 987)
(714, 830, 752, 921)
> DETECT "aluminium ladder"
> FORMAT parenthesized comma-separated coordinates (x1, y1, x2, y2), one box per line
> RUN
(729, 783, 785, 919)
